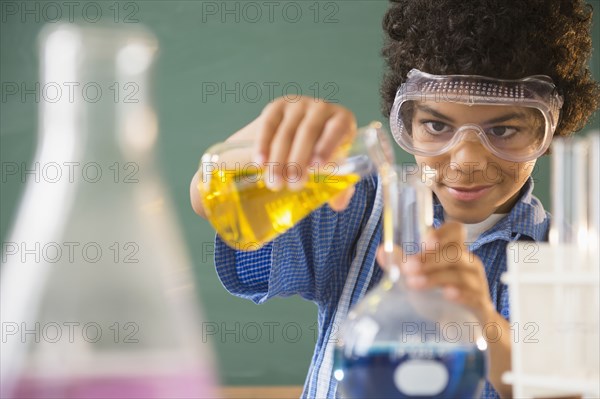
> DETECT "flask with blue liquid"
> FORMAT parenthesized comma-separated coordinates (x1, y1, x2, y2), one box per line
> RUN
(334, 165, 488, 398)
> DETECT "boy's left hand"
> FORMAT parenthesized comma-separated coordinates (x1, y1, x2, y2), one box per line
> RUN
(376, 221, 496, 323)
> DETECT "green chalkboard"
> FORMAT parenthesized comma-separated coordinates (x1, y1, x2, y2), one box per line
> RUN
(1, 0, 599, 387)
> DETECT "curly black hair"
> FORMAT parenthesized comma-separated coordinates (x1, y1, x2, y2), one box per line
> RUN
(381, 0, 600, 137)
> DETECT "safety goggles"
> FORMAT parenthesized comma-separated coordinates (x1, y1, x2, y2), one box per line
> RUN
(390, 69, 564, 162)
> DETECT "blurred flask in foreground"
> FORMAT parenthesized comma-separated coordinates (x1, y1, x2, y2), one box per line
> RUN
(0, 24, 217, 398)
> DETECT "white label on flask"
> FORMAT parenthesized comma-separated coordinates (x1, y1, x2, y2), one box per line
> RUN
(393, 359, 449, 395)
(351, 317, 380, 357)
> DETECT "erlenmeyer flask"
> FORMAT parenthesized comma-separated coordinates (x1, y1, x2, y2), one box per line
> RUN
(334, 166, 488, 398)
(0, 24, 216, 398)
(198, 122, 393, 250)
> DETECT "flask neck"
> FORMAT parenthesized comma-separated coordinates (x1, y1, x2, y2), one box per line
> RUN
(38, 25, 159, 166)
(332, 121, 394, 178)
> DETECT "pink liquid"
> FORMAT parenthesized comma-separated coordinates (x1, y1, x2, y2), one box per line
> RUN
(10, 372, 216, 399)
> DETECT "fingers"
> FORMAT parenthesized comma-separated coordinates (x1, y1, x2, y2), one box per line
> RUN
(288, 104, 337, 189)
(267, 104, 307, 189)
(374, 223, 492, 318)
(402, 247, 477, 275)
(420, 221, 466, 250)
(190, 170, 206, 218)
(255, 100, 285, 163)
(376, 244, 386, 268)
(376, 243, 405, 270)
(253, 96, 357, 191)
(314, 109, 357, 163)
(377, 223, 470, 272)
(409, 222, 468, 265)
(402, 259, 491, 321)
(374, 221, 494, 323)
(399, 233, 484, 290)
(402, 263, 481, 291)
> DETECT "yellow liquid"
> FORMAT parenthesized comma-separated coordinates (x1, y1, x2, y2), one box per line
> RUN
(199, 170, 360, 250)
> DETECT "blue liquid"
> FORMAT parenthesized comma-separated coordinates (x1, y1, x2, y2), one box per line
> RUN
(334, 344, 486, 399)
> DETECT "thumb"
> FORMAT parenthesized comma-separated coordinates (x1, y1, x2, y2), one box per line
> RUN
(376, 243, 405, 270)
(436, 220, 467, 244)
(328, 185, 356, 212)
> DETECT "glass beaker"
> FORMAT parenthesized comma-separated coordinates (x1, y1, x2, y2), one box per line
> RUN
(333, 165, 488, 399)
(0, 24, 217, 398)
(197, 122, 393, 250)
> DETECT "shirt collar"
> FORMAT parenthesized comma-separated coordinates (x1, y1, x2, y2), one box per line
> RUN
(432, 177, 549, 246)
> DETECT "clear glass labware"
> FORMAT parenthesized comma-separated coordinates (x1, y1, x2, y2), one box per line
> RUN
(197, 122, 393, 251)
(334, 166, 488, 399)
(0, 24, 217, 398)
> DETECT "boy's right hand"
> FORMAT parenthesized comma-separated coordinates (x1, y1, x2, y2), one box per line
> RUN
(252, 95, 357, 192)
(236, 96, 358, 210)
(191, 96, 357, 218)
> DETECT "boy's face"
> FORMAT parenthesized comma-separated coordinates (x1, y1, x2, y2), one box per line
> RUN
(412, 102, 537, 224)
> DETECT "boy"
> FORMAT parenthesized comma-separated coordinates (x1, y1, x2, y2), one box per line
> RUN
(190, 0, 600, 397)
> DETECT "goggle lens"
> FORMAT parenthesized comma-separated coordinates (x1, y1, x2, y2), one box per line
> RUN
(395, 100, 550, 162)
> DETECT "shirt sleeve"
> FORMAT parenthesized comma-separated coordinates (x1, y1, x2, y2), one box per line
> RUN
(214, 175, 379, 306)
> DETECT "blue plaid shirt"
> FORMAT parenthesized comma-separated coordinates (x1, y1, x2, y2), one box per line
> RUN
(215, 174, 550, 399)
